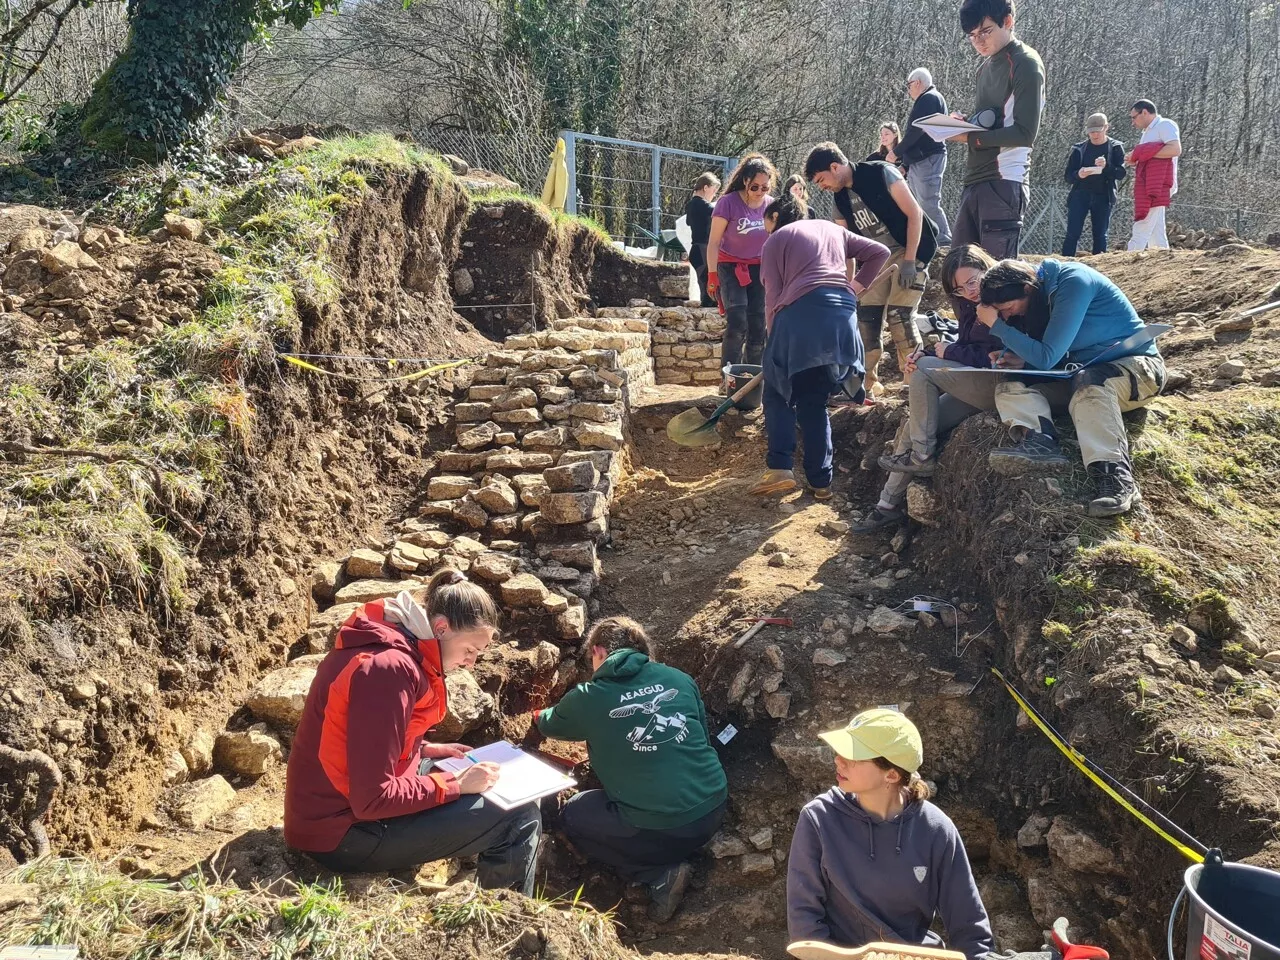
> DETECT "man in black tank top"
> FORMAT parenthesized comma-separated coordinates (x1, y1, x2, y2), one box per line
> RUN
(804, 141, 939, 399)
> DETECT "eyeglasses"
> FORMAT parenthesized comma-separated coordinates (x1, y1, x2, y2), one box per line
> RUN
(967, 24, 997, 41)
(746, 184, 769, 193)
(949, 277, 982, 297)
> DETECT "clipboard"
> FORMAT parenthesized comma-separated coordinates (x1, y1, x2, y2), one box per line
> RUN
(435, 741, 576, 810)
(911, 113, 985, 143)
(956, 323, 1171, 378)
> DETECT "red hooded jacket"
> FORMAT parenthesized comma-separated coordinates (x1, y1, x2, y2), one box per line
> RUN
(283, 599, 460, 853)
(1131, 141, 1175, 221)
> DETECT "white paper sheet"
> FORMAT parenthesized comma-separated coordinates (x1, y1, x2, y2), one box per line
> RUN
(436, 742, 576, 810)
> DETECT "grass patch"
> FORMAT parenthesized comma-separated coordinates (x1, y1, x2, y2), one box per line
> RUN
(0, 858, 621, 960)
(1132, 396, 1280, 529)
(1, 134, 449, 625)
(1051, 541, 1189, 623)
(468, 187, 612, 241)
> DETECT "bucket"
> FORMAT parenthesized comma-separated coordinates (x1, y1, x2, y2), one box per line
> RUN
(722, 363, 763, 410)
(1174, 851, 1280, 960)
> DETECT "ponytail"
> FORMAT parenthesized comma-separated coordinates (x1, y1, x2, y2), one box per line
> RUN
(425, 567, 500, 633)
(872, 756, 932, 802)
(764, 174, 810, 231)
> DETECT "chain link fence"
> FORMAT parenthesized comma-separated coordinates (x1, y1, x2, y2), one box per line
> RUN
(417, 128, 1280, 256)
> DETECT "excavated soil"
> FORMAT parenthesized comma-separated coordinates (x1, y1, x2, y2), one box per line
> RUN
(6, 144, 1280, 960)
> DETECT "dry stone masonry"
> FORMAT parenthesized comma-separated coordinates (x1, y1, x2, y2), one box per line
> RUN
(599, 304, 726, 386)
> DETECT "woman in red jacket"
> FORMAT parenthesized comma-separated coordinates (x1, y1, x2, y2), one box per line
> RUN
(284, 569, 541, 893)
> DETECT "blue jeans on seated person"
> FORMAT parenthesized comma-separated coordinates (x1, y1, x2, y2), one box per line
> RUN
(763, 364, 842, 489)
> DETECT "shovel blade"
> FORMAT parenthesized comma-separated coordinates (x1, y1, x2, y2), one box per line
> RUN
(666, 407, 722, 447)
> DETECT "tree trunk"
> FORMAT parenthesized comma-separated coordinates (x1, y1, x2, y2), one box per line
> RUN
(74, 0, 259, 160)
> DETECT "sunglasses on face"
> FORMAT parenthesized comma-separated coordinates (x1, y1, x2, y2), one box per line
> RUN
(746, 184, 768, 193)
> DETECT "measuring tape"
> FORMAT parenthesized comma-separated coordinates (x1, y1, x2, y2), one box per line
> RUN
(992, 667, 1207, 863)
(280, 355, 471, 383)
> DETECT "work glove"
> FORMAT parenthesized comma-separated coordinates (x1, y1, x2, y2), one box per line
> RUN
(706, 271, 720, 297)
(896, 260, 919, 290)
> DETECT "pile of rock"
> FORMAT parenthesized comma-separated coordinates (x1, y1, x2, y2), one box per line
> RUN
(0, 203, 220, 354)
(1169, 223, 1252, 251)
(600, 304, 725, 386)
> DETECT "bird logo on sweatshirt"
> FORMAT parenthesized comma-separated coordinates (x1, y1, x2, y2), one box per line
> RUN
(609, 687, 688, 752)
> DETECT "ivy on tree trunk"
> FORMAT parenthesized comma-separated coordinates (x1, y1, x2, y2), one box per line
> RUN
(74, 0, 346, 161)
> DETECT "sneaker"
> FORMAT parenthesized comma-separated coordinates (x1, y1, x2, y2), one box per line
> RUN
(749, 469, 797, 496)
(1086, 460, 1141, 517)
(988, 431, 1071, 476)
(648, 862, 693, 923)
(851, 505, 905, 533)
(813, 487, 833, 501)
(877, 450, 936, 476)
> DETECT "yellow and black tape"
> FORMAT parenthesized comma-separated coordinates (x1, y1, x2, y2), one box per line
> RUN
(992, 667, 1206, 864)
(280, 355, 471, 384)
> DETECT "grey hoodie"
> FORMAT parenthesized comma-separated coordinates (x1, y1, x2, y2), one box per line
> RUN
(787, 788, 995, 960)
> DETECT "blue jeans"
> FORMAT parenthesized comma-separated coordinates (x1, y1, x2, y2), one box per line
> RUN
(906, 152, 951, 245)
(718, 263, 766, 365)
(764, 365, 840, 488)
(1062, 190, 1114, 256)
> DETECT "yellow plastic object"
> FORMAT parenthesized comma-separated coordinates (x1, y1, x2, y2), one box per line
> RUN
(541, 138, 569, 212)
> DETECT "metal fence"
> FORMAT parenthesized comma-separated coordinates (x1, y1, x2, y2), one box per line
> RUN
(419, 128, 1280, 255)
(940, 179, 1280, 256)
(560, 131, 736, 247)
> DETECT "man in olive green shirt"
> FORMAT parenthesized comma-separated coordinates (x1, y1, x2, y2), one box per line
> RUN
(948, 0, 1045, 258)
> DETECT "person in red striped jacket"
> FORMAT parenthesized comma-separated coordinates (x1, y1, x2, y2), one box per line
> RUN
(284, 569, 541, 892)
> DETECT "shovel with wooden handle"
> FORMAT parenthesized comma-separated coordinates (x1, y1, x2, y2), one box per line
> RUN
(665, 371, 764, 447)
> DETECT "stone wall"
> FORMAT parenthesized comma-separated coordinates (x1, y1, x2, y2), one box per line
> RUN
(599, 305, 725, 386)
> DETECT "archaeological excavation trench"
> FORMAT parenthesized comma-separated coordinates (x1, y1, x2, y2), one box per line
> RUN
(5, 147, 1280, 960)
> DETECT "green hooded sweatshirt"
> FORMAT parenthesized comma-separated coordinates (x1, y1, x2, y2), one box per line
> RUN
(537, 648, 727, 829)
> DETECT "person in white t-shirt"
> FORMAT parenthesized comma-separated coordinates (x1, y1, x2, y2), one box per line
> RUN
(1125, 99, 1182, 250)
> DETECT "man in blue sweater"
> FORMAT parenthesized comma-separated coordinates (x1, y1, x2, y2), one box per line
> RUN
(973, 259, 1165, 517)
(900, 67, 952, 246)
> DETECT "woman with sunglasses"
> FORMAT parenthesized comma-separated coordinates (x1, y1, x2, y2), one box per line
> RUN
(706, 153, 777, 367)
(854, 244, 1005, 533)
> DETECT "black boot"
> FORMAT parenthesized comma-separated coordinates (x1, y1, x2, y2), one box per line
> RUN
(988, 429, 1071, 476)
(1086, 460, 1141, 517)
(648, 862, 693, 922)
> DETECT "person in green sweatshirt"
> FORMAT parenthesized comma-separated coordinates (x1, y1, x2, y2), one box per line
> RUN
(536, 616, 727, 922)
(949, 0, 1045, 259)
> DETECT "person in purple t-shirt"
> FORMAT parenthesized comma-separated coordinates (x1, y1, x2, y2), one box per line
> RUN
(706, 153, 776, 368)
(751, 176, 891, 500)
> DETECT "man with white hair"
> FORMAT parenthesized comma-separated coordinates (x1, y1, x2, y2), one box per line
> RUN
(899, 67, 952, 245)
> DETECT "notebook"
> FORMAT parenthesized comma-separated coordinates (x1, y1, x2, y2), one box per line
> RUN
(911, 113, 986, 143)
(435, 741, 576, 810)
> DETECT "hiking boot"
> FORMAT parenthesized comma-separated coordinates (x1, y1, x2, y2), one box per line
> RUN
(988, 431, 1071, 476)
(877, 450, 936, 477)
(852, 504, 905, 534)
(648, 862, 693, 923)
(1086, 460, 1141, 517)
(749, 468, 797, 496)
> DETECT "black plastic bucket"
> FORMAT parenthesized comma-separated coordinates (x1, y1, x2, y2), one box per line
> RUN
(722, 363, 763, 410)
(1174, 852, 1280, 960)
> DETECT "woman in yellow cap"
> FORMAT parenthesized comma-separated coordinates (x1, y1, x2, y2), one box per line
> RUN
(786, 708, 995, 960)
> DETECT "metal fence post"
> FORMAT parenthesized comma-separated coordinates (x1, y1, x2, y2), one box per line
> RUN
(561, 130, 577, 214)
(651, 148, 662, 238)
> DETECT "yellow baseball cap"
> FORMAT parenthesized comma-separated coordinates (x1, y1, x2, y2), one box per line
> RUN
(819, 708, 923, 773)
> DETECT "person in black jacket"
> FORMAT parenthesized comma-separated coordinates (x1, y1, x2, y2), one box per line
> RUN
(899, 67, 952, 245)
(685, 172, 720, 306)
(805, 142, 939, 398)
(1062, 113, 1127, 256)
